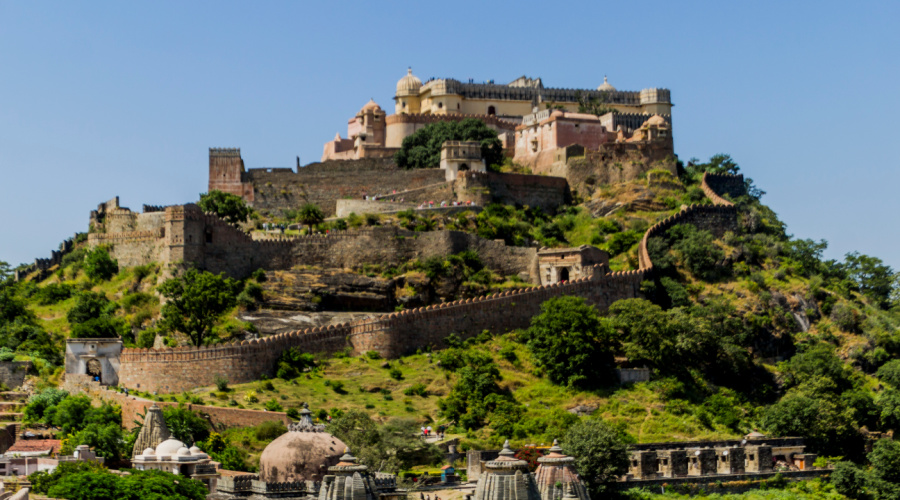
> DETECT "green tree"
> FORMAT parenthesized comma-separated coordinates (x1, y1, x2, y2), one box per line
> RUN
(608, 298, 677, 370)
(29, 460, 107, 495)
(23, 388, 68, 423)
(328, 410, 442, 473)
(46, 470, 122, 500)
(210, 445, 249, 471)
(83, 247, 119, 281)
(395, 118, 504, 170)
(0, 287, 30, 325)
(66, 292, 115, 325)
(779, 344, 854, 393)
(576, 90, 617, 117)
(761, 389, 862, 458)
(563, 418, 629, 496)
(830, 461, 866, 499)
(67, 422, 126, 461)
(877, 359, 900, 388)
(162, 405, 211, 445)
(525, 296, 616, 388)
(0, 260, 10, 283)
(198, 190, 252, 224)
(868, 438, 900, 499)
(158, 269, 239, 346)
(297, 203, 325, 234)
(843, 252, 896, 308)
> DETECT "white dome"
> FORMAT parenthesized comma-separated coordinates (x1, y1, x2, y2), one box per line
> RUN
(396, 68, 422, 94)
(189, 446, 202, 454)
(597, 76, 616, 92)
(142, 448, 155, 456)
(177, 446, 191, 456)
(155, 438, 186, 456)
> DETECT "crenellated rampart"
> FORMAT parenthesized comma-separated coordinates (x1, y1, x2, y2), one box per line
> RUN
(111, 172, 743, 393)
(638, 172, 741, 269)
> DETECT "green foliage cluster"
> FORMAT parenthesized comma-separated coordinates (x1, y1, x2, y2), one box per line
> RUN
(0, 284, 60, 363)
(159, 268, 242, 346)
(563, 418, 629, 496)
(83, 247, 119, 281)
(162, 405, 211, 445)
(327, 410, 444, 473)
(395, 118, 504, 170)
(276, 347, 317, 379)
(24, 389, 125, 460)
(198, 190, 253, 224)
(67, 291, 127, 339)
(31, 462, 207, 500)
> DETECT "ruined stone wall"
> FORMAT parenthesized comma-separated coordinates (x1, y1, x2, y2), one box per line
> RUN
(88, 228, 167, 268)
(455, 172, 569, 211)
(543, 141, 676, 197)
(64, 374, 290, 430)
(0, 362, 31, 389)
(246, 159, 447, 216)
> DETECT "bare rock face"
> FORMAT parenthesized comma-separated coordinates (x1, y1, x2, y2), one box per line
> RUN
(263, 269, 397, 311)
(132, 404, 171, 457)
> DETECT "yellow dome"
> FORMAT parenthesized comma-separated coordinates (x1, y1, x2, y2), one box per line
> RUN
(597, 76, 616, 92)
(396, 68, 422, 95)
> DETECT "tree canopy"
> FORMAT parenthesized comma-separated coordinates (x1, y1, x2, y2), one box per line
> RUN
(395, 118, 503, 170)
(328, 410, 443, 473)
(297, 203, 325, 233)
(525, 296, 616, 388)
(198, 190, 253, 224)
(563, 418, 629, 496)
(158, 269, 240, 346)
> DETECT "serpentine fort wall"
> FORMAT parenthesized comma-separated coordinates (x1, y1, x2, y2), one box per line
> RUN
(111, 173, 742, 393)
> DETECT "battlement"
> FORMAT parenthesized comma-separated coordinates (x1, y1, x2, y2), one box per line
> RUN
(209, 147, 241, 156)
(385, 112, 518, 130)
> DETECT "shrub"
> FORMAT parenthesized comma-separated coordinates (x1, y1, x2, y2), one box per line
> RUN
(214, 374, 229, 392)
(330, 380, 347, 394)
(34, 283, 75, 305)
(83, 247, 119, 281)
(403, 384, 428, 397)
(262, 380, 275, 391)
(365, 350, 381, 360)
(388, 368, 403, 380)
(244, 391, 259, 404)
(286, 408, 300, 419)
(264, 399, 283, 412)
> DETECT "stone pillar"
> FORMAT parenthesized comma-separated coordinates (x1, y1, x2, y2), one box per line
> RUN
(745, 445, 773, 473)
(687, 449, 716, 476)
(657, 450, 688, 478)
(715, 447, 745, 475)
(628, 451, 657, 480)
(467, 450, 484, 482)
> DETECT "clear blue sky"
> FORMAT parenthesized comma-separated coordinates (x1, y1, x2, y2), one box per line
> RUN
(1, 1, 898, 269)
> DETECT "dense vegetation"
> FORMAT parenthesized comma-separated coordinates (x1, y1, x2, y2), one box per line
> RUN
(395, 118, 504, 170)
(7, 154, 900, 498)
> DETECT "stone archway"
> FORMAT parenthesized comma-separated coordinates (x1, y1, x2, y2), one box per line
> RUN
(487, 106, 496, 116)
(86, 358, 102, 383)
(459, 163, 469, 171)
(559, 268, 570, 282)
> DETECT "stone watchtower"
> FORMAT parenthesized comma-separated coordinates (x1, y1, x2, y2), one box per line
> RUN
(440, 141, 486, 181)
(208, 148, 253, 201)
(318, 449, 381, 500)
(473, 441, 541, 500)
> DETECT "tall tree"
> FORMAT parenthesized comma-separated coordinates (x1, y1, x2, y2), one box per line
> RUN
(563, 419, 629, 496)
(158, 269, 239, 346)
(198, 190, 253, 224)
(297, 203, 325, 234)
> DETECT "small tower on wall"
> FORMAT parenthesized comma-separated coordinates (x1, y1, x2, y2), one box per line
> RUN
(208, 148, 254, 202)
(473, 441, 542, 500)
(534, 440, 591, 500)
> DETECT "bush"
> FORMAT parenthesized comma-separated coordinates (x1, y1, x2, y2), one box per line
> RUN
(264, 399, 283, 412)
(198, 190, 252, 224)
(276, 347, 316, 379)
(330, 380, 347, 394)
(878, 360, 900, 388)
(606, 230, 642, 256)
(254, 420, 287, 441)
(388, 368, 403, 380)
(365, 350, 381, 360)
(34, 283, 74, 305)
(403, 384, 428, 397)
(84, 247, 119, 281)
(214, 375, 229, 392)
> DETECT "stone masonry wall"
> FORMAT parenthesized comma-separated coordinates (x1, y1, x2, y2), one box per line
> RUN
(0, 362, 32, 389)
(246, 159, 447, 216)
(64, 374, 290, 431)
(111, 172, 741, 394)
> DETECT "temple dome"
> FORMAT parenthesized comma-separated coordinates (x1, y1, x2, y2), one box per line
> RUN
(155, 438, 187, 456)
(396, 68, 422, 94)
(258, 427, 347, 482)
(597, 76, 616, 92)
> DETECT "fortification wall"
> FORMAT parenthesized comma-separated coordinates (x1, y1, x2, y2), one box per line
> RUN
(89, 228, 167, 268)
(15, 237, 75, 282)
(0, 362, 31, 389)
(287, 227, 537, 279)
(109, 172, 742, 394)
(454, 172, 569, 211)
(638, 172, 740, 269)
(64, 374, 290, 430)
(246, 159, 447, 216)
